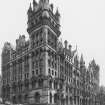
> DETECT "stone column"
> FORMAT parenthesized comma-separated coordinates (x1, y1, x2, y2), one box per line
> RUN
(10, 63, 13, 84)
(22, 57, 25, 92)
(29, 53, 32, 90)
(68, 96, 70, 105)
(29, 53, 32, 78)
(10, 63, 13, 101)
(43, 27, 48, 76)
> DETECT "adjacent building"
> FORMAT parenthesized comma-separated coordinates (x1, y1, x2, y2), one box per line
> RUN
(1, 0, 100, 105)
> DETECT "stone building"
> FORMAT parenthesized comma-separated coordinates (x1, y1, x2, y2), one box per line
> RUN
(1, 0, 100, 105)
(96, 86, 105, 105)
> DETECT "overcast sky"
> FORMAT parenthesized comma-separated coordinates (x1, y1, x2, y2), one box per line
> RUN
(0, 0, 105, 86)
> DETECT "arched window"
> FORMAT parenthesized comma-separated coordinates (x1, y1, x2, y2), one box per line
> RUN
(35, 92, 40, 103)
(49, 80, 52, 88)
(12, 96, 16, 104)
(54, 81, 57, 89)
(70, 97, 72, 104)
(50, 92, 52, 103)
(38, 79, 43, 87)
(32, 78, 36, 89)
(66, 96, 68, 105)
(24, 94, 28, 102)
(54, 94, 58, 103)
(18, 95, 22, 103)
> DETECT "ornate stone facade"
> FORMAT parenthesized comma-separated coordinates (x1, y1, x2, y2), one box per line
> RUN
(1, 0, 100, 105)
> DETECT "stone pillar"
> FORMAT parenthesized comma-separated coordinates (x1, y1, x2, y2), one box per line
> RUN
(42, 27, 48, 76)
(16, 61, 19, 83)
(10, 63, 13, 84)
(10, 63, 13, 101)
(68, 96, 70, 105)
(22, 58, 25, 92)
(29, 53, 32, 78)
(22, 58, 25, 81)
(29, 53, 32, 90)
(52, 93, 54, 104)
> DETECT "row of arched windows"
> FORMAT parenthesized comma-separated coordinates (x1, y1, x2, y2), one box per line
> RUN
(49, 80, 58, 89)
(49, 93, 58, 104)
(12, 92, 40, 104)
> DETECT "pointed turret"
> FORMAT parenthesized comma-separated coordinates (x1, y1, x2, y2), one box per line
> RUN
(33, 0, 38, 12)
(27, 3, 32, 15)
(91, 59, 96, 66)
(55, 8, 60, 22)
(50, 4, 54, 11)
(74, 54, 79, 67)
(33, 0, 37, 6)
(80, 54, 84, 64)
(28, 3, 32, 12)
(80, 54, 86, 72)
(27, 3, 33, 20)
(64, 40, 68, 49)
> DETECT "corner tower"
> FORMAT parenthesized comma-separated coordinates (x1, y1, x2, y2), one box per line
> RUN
(27, 0, 61, 76)
(26, 0, 61, 105)
(27, 0, 61, 49)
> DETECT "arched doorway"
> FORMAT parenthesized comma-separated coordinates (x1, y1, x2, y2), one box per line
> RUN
(34, 92, 40, 103)
(24, 94, 28, 103)
(18, 95, 22, 104)
(12, 96, 16, 104)
(49, 92, 52, 103)
(54, 93, 58, 104)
